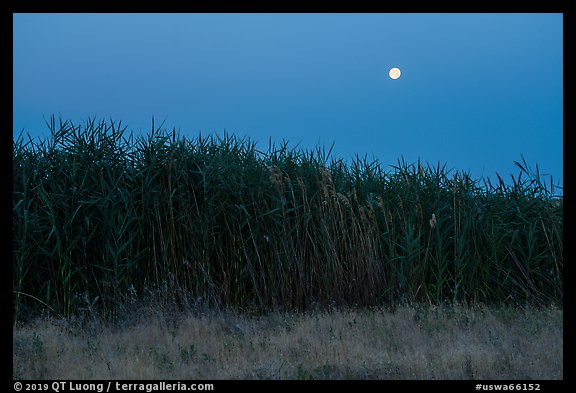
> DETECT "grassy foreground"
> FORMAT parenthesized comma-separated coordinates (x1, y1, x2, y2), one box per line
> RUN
(13, 304, 562, 380)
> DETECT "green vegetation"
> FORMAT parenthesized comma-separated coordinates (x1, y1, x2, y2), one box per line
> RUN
(13, 117, 563, 323)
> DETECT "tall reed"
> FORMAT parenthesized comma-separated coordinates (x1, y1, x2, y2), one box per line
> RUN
(13, 117, 563, 322)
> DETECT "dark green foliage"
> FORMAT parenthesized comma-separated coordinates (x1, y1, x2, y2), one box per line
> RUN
(13, 117, 563, 322)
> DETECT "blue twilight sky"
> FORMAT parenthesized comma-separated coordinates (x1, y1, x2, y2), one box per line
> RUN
(13, 13, 563, 193)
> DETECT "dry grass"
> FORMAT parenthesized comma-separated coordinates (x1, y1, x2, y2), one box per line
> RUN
(13, 304, 562, 380)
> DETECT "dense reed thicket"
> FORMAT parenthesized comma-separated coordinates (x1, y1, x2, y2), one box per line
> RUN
(13, 118, 563, 322)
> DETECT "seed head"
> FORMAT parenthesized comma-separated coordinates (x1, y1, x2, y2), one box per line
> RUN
(429, 213, 437, 229)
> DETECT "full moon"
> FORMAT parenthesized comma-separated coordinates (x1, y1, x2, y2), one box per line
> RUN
(389, 67, 401, 80)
